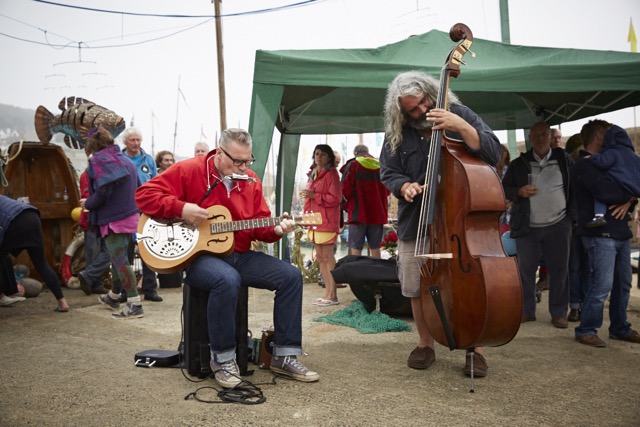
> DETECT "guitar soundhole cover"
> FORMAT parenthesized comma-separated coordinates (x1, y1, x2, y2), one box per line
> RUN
(140, 219, 198, 260)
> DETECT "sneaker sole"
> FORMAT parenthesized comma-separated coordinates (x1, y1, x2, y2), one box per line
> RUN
(214, 377, 242, 388)
(270, 366, 319, 382)
(98, 297, 120, 311)
(111, 313, 144, 319)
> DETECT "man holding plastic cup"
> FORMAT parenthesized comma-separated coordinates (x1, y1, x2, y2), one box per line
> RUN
(501, 121, 575, 329)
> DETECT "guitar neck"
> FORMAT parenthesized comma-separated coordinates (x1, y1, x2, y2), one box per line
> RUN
(210, 216, 284, 234)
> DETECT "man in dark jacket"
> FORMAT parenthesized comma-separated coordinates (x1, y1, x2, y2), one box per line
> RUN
(502, 121, 575, 329)
(380, 70, 501, 378)
(572, 120, 640, 347)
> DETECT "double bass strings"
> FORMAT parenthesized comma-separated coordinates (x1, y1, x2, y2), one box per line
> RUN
(415, 66, 449, 260)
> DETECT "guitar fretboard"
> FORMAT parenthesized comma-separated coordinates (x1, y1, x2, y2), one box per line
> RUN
(210, 216, 285, 234)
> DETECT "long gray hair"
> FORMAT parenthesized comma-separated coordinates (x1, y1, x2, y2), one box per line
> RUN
(383, 70, 459, 154)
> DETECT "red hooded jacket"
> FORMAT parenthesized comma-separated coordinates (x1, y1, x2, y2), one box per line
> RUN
(79, 170, 90, 231)
(340, 155, 389, 225)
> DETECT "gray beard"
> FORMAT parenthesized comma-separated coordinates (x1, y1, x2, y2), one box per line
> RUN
(407, 115, 433, 131)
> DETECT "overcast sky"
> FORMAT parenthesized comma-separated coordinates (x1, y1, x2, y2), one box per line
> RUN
(1, 0, 639, 160)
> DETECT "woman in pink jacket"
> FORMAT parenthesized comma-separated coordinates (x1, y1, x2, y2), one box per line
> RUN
(301, 144, 342, 306)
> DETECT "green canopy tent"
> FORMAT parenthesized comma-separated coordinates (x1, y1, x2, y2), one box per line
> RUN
(247, 28, 640, 241)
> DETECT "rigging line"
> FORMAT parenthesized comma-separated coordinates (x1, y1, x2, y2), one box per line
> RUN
(0, 17, 213, 50)
(44, 31, 73, 50)
(83, 18, 212, 44)
(0, 30, 69, 47)
(0, 12, 74, 42)
(32, 0, 324, 19)
(87, 19, 213, 48)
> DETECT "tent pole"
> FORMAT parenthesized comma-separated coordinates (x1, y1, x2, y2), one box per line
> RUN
(500, 0, 518, 157)
(634, 107, 638, 152)
(278, 131, 286, 259)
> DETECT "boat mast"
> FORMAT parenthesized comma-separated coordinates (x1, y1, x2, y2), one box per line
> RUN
(172, 75, 181, 154)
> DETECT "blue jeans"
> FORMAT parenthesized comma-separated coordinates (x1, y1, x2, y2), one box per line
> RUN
(575, 237, 633, 338)
(82, 230, 111, 290)
(568, 232, 588, 310)
(184, 251, 303, 363)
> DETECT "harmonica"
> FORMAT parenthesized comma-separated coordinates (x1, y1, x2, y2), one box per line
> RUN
(225, 173, 256, 182)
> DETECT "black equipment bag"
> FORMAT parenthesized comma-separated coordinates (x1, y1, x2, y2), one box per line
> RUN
(331, 255, 399, 283)
(134, 349, 181, 368)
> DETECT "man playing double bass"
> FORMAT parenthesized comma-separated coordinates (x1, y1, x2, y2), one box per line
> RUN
(380, 71, 502, 377)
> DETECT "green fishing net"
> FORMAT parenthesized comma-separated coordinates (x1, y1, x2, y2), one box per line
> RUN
(313, 300, 411, 334)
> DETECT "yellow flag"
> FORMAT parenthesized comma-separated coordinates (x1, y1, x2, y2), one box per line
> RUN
(629, 18, 637, 52)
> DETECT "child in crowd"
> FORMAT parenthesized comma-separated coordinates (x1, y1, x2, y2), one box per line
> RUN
(587, 124, 640, 227)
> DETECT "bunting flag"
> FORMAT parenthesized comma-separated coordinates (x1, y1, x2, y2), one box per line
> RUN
(629, 18, 637, 53)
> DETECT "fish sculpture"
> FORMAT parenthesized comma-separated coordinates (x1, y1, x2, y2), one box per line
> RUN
(34, 96, 126, 149)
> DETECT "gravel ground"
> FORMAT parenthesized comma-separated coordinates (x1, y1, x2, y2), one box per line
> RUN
(1, 275, 640, 427)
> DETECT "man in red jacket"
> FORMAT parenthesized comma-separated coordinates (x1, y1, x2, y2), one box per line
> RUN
(340, 144, 390, 257)
(135, 128, 319, 389)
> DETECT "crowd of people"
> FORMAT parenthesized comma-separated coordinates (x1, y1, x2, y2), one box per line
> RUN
(2, 70, 640, 390)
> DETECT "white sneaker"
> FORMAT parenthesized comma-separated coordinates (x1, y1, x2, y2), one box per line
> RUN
(111, 302, 143, 319)
(270, 355, 319, 382)
(0, 295, 26, 307)
(210, 359, 242, 388)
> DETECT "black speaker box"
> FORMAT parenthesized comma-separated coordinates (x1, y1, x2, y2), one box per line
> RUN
(183, 284, 211, 378)
(183, 284, 249, 378)
(158, 271, 183, 288)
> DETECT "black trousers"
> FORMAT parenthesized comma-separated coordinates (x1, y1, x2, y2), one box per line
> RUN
(0, 210, 64, 299)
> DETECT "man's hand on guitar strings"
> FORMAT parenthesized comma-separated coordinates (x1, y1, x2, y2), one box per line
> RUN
(275, 212, 295, 236)
(181, 203, 209, 225)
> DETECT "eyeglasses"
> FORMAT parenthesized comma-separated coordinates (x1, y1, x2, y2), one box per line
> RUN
(219, 147, 255, 167)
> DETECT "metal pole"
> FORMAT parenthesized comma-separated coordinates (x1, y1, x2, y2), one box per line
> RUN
(173, 75, 181, 155)
(214, 0, 227, 130)
(151, 110, 155, 156)
(500, 0, 518, 157)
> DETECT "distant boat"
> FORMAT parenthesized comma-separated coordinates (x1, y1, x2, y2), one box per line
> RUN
(0, 141, 80, 281)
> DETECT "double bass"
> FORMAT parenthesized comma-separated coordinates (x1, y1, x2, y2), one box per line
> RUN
(416, 23, 522, 350)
